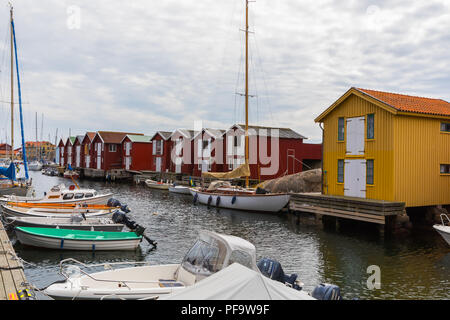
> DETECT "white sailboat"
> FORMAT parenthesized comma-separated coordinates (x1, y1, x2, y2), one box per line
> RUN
(191, 1, 290, 213)
(433, 214, 450, 246)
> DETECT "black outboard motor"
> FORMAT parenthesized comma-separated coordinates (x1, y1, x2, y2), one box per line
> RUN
(111, 211, 157, 247)
(107, 198, 131, 213)
(257, 258, 302, 290)
(311, 283, 342, 300)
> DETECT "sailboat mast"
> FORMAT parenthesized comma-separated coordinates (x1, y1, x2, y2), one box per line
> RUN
(245, 0, 249, 188)
(10, 6, 14, 161)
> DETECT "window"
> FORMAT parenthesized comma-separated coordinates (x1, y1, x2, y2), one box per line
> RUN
(228, 250, 254, 270)
(338, 117, 345, 141)
(440, 164, 450, 174)
(367, 159, 374, 184)
(153, 140, 163, 155)
(234, 136, 241, 147)
(337, 160, 344, 183)
(441, 123, 450, 132)
(84, 193, 93, 198)
(367, 114, 375, 139)
(62, 193, 74, 200)
(74, 193, 84, 199)
(202, 140, 209, 150)
(181, 239, 226, 276)
(109, 144, 117, 152)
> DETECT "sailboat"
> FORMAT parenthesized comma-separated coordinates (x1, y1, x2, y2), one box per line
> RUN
(189, 1, 290, 213)
(0, 5, 31, 196)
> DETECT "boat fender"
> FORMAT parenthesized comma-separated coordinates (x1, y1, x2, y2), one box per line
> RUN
(231, 195, 237, 204)
(207, 195, 213, 208)
(216, 196, 221, 207)
(193, 193, 198, 204)
(92, 244, 96, 251)
(60, 239, 64, 249)
(311, 283, 342, 300)
(107, 198, 122, 208)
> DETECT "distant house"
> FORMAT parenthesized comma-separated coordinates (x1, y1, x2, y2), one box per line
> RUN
(64, 137, 76, 167)
(192, 128, 226, 177)
(81, 132, 96, 168)
(150, 131, 172, 172)
(169, 129, 195, 175)
(73, 135, 85, 168)
(222, 124, 321, 181)
(58, 139, 65, 166)
(314, 87, 450, 207)
(121, 134, 153, 171)
(91, 131, 143, 171)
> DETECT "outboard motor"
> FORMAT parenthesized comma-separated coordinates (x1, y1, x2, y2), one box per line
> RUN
(311, 283, 342, 300)
(107, 198, 131, 213)
(257, 258, 301, 290)
(111, 211, 157, 247)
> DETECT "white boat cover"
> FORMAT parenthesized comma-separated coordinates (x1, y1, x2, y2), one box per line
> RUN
(160, 263, 315, 300)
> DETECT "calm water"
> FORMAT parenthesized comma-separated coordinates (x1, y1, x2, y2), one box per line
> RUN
(9, 171, 450, 300)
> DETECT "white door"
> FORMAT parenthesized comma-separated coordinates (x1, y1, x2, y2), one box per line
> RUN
(155, 157, 162, 172)
(175, 157, 182, 173)
(125, 156, 131, 170)
(125, 142, 131, 156)
(344, 159, 366, 198)
(76, 146, 81, 167)
(85, 155, 90, 168)
(97, 143, 102, 169)
(201, 160, 209, 172)
(61, 157, 64, 166)
(346, 117, 365, 156)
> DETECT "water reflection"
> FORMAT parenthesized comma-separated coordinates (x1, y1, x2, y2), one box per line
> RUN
(13, 171, 450, 300)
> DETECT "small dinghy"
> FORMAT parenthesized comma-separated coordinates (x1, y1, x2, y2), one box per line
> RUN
(433, 214, 450, 246)
(14, 227, 142, 251)
(145, 179, 171, 190)
(168, 185, 191, 195)
(5, 215, 124, 232)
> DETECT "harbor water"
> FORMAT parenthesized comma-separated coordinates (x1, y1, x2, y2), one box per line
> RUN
(9, 171, 450, 300)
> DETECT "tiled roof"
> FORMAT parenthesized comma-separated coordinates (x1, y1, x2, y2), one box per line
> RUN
(356, 88, 450, 117)
(236, 124, 307, 139)
(97, 131, 143, 144)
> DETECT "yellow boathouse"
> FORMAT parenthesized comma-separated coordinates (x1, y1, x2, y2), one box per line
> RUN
(315, 87, 450, 208)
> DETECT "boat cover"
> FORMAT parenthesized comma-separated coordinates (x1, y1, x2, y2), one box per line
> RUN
(201, 163, 250, 179)
(160, 263, 315, 300)
(0, 163, 16, 181)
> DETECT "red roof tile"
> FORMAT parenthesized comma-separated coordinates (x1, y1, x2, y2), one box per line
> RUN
(356, 88, 450, 117)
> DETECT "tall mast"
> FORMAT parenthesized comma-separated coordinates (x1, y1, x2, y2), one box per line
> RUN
(244, 0, 249, 188)
(35, 112, 38, 160)
(10, 6, 14, 161)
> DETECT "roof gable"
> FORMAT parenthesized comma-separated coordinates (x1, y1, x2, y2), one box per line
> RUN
(150, 131, 172, 141)
(122, 134, 152, 143)
(96, 131, 143, 144)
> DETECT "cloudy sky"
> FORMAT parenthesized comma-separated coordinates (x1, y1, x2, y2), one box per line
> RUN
(0, 0, 449, 146)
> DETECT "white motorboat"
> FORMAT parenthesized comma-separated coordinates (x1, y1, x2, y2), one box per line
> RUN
(168, 185, 191, 195)
(190, 187, 290, 213)
(145, 179, 171, 190)
(433, 214, 450, 246)
(0, 184, 113, 205)
(44, 230, 263, 300)
(1, 203, 118, 219)
(14, 227, 142, 251)
(28, 161, 43, 171)
(5, 215, 124, 232)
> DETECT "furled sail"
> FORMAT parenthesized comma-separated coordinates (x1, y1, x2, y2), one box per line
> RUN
(201, 163, 250, 179)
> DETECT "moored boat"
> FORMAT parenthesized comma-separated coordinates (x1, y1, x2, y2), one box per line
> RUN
(168, 185, 191, 195)
(1, 203, 118, 218)
(14, 227, 142, 251)
(145, 179, 171, 190)
(5, 215, 124, 232)
(433, 214, 450, 246)
(63, 170, 79, 179)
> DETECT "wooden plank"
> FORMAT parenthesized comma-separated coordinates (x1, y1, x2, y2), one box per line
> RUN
(290, 203, 385, 221)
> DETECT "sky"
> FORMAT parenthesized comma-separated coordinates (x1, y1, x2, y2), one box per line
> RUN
(0, 0, 449, 147)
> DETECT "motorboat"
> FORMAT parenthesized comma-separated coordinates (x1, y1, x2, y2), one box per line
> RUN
(5, 215, 124, 232)
(1, 203, 118, 219)
(28, 161, 43, 171)
(168, 185, 191, 195)
(44, 230, 263, 300)
(0, 184, 113, 205)
(14, 227, 142, 251)
(433, 214, 450, 246)
(145, 179, 171, 190)
(190, 180, 290, 213)
(64, 170, 80, 179)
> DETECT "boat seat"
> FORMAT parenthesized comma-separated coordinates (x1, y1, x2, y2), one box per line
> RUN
(158, 280, 184, 288)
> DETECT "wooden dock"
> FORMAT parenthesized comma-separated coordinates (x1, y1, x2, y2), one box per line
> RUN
(289, 193, 406, 229)
(0, 219, 28, 300)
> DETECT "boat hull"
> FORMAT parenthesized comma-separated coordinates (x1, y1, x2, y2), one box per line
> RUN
(433, 225, 450, 245)
(0, 193, 113, 205)
(15, 228, 141, 251)
(6, 216, 124, 232)
(169, 186, 191, 194)
(1, 204, 116, 218)
(190, 189, 290, 213)
(145, 181, 170, 190)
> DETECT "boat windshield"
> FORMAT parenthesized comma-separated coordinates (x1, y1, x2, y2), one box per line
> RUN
(181, 238, 227, 276)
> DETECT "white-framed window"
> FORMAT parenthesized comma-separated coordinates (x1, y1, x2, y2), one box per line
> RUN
(95, 144, 97, 151)
(109, 144, 117, 152)
(198, 163, 201, 170)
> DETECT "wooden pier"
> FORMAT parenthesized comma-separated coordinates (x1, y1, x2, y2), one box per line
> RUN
(0, 219, 28, 300)
(289, 193, 406, 231)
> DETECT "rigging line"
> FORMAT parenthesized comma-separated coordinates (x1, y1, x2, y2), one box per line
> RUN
(252, 29, 276, 126)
